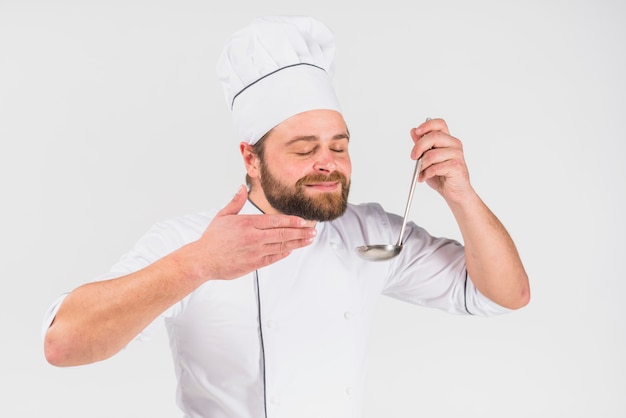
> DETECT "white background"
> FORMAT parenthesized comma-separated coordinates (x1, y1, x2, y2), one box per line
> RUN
(1, 0, 625, 416)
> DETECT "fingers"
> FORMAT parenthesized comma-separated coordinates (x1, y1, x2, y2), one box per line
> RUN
(219, 206, 316, 257)
(230, 220, 316, 274)
(216, 185, 248, 217)
(412, 117, 449, 139)
(267, 236, 315, 257)
(257, 235, 318, 268)
(197, 210, 316, 280)
(410, 118, 458, 161)
(252, 213, 315, 230)
(419, 148, 466, 181)
(262, 227, 317, 251)
(216, 186, 314, 230)
(407, 118, 470, 188)
(202, 186, 318, 277)
(237, 213, 316, 253)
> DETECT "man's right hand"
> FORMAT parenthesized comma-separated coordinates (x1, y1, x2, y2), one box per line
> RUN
(44, 185, 317, 366)
(178, 185, 317, 282)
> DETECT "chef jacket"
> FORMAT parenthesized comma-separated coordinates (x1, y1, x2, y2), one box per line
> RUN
(43, 200, 510, 418)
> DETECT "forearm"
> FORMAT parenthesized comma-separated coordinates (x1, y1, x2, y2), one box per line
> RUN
(44, 247, 203, 367)
(44, 188, 316, 366)
(448, 192, 530, 310)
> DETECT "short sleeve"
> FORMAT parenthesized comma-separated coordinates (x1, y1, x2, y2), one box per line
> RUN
(381, 212, 510, 317)
(42, 211, 216, 342)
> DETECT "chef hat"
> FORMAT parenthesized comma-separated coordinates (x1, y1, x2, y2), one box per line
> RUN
(217, 15, 342, 145)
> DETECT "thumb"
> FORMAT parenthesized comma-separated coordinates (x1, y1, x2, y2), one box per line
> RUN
(216, 185, 248, 217)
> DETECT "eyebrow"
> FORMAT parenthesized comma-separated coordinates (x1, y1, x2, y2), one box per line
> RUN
(285, 133, 350, 146)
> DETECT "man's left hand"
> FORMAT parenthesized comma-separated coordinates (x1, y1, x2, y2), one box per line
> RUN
(410, 118, 474, 205)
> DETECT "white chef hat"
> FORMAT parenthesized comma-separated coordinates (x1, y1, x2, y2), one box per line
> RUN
(217, 15, 342, 145)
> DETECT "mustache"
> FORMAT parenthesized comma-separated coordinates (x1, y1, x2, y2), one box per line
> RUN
(295, 171, 349, 188)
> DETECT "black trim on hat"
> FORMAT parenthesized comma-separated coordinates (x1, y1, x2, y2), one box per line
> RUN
(230, 62, 326, 109)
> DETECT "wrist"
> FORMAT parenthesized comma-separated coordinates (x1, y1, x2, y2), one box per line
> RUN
(444, 185, 480, 213)
(169, 242, 216, 286)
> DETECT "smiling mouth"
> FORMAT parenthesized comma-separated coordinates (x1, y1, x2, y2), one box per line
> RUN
(304, 182, 340, 191)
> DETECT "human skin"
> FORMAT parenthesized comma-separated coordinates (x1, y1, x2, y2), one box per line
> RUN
(44, 192, 316, 367)
(245, 110, 529, 309)
(410, 117, 530, 309)
(241, 109, 352, 219)
(45, 110, 528, 367)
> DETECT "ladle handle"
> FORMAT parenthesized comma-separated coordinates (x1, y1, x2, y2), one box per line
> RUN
(396, 157, 422, 246)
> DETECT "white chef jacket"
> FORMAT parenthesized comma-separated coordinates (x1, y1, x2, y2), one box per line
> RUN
(43, 200, 509, 418)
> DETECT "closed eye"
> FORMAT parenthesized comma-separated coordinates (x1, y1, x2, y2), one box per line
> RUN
(294, 149, 315, 156)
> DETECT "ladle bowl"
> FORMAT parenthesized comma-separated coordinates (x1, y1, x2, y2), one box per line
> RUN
(355, 244, 402, 261)
(356, 149, 424, 262)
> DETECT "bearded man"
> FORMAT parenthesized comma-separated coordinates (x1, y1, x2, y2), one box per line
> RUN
(43, 15, 529, 418)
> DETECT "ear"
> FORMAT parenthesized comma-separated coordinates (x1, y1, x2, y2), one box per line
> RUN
(240, 142, 260, 179)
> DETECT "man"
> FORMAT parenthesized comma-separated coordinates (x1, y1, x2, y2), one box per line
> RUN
(43, 15, 529, 418)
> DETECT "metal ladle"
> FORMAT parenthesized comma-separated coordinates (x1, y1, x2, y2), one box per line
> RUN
(356, 118, 430, 261)
(356, 158, 422, 261)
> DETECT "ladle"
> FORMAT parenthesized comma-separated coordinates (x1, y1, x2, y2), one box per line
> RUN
(357, 118, 430, 261)
(356, 158, 422, 261)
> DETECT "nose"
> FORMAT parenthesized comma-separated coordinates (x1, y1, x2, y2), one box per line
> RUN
(313, 148, 337, 173)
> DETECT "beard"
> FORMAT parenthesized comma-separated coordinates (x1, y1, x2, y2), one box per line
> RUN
(259, 161, 350, 222)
